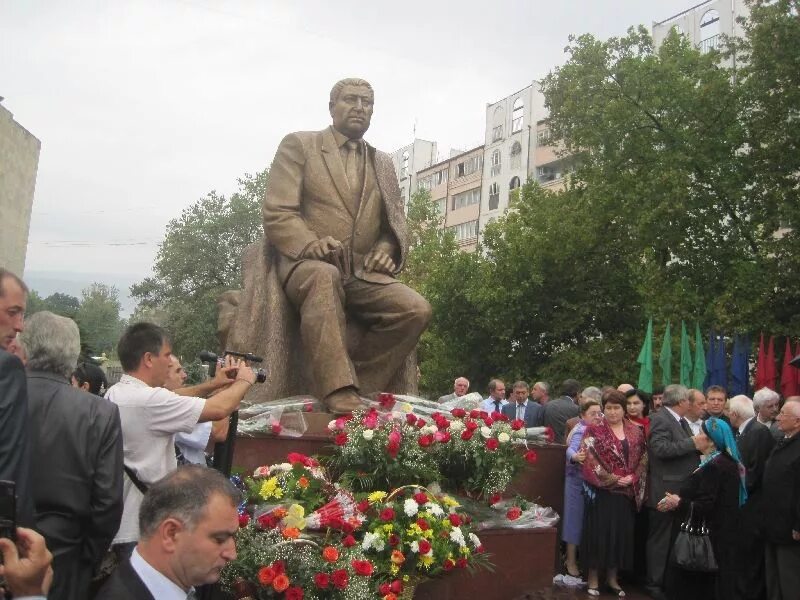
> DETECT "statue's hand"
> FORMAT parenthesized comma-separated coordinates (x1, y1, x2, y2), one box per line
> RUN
(303, 236, 344, 261)
(364, 249, 396, 275)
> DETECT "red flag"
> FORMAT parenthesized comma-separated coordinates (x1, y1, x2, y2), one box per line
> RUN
(756, 333, 767, 390)
(765, 336, 778, 391)
(781, 338, 799, 398)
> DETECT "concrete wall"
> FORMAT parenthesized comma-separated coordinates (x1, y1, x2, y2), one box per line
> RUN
(0, 103, 40, 276)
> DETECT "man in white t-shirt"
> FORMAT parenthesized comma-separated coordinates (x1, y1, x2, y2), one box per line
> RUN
(106, 322, 255, 554)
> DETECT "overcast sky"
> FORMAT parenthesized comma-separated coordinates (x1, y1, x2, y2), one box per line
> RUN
(1, 0, 692, 311)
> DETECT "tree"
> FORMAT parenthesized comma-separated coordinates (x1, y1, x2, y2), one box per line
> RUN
(131, 170, 268, 359)
(25, 291, 81, 318)
(75, 283, 125, 355)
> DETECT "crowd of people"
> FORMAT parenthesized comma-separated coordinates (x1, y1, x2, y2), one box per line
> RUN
(2, 265, 800, 600)
(441, 374, 800, 599)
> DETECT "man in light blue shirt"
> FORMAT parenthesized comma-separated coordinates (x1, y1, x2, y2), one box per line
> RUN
(480, 379, 508, 414)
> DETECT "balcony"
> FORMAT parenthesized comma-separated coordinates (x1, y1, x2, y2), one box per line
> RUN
(698, 34, 720, 54)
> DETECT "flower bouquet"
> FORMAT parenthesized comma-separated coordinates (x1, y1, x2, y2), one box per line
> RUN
(238, 396, 319, 437)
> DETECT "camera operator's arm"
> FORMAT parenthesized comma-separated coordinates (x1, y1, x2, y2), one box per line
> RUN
(174, 356, 237, 398)
(0, 528, 53, 599)
(198, 361, 255, 422)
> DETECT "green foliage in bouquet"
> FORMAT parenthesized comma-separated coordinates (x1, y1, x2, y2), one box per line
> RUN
(245, 454, 330, 514)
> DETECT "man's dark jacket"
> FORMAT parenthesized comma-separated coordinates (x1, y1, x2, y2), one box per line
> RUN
(647, 407, 699, 508)
(27, 371, 124, 600)
(541, 396, 579, 444)
(759, 432, 800, 544)
(737, 418, 775, 495)
(94, 558, 155, 600)
(0, 349, 33, 525)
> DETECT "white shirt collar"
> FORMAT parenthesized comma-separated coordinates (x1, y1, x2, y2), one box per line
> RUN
(130, 547, 193, 600)
(739, 416, 754, 435)
(664, 406, 683, 422)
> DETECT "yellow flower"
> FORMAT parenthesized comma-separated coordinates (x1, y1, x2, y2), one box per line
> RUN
(390, 564, 400, 575)
(441, 519, 451, 528)
(288, 504, 305, 519)
(408, 524, 422, 535)
(259, 477, 281, 500)
(419, 554, 434, 568)
(383, 524, 394, 533)
(402, 575, 410, 582)
(422, 529, 433, 539)
(459, 547, 471, 556)
(441, 495, 460, 508)
(283, 504, 306, 530)
(368, 491, 388, 503)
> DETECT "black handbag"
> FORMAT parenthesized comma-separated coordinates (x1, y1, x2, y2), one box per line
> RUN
(671, 501, 718, 572)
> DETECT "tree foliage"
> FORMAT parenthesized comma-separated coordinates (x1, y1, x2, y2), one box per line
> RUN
(75, 283, 125, 354)
(130, 170, 268, 360)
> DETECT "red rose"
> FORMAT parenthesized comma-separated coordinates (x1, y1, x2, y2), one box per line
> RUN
(285, 586, 304, 600)
(545, 426, 555, 443)
(469, 409, 481, 419)
(303, 402, 313, 412)
(524, 450, 538, 464)
(416, 518, 430, 531)
(443, 558, 455, 571)
(418, 435, 433, 448)
(238, 513, 250, 527)
(387, 441, 400, 458)
(379, 392, 396, 410)
(314, 572, 330, 589)
(413, 492, 428, 505)
(461, 430, 474, 441)
(287, 452, 310, 466)
(465, 420, 479, 431)
(415, 419, 426, 429)
(418, 539, 432, 554)
(379, 583, 391, 595)
(511, 419, 525, 431)
(507, 506, 522, 521)
(351, 559, 374, 576)
(476, 544, 485, 553)
(489, 493, 502, 505)
(456, 557, 468, 569)
(334, 432, 348, 446)
(257, 566, 276, 585)
(486, 438, 499, 451)
(435, 430, 451, 443)
(390, 580, 404, 593)
(483, 417, 494, 427)
(340, 521, 354, 534)
(380, 507, 395, 521)
(271, 422, 282, 435)
(448, 513, 462, 527)
(257, 513, 277, 529)
(357, 500, 370, 513)
(388, 533, 400, 546)
(331, 569, 349, 589)
(490, 410, 503, 421)
(451, 408, 466, 418)
(272, 560, 286, 575)
(406, 413, 418, 425)
(342, 534, 356, 547)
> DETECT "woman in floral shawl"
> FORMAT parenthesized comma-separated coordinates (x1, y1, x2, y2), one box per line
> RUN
(579, 390, 648, 596)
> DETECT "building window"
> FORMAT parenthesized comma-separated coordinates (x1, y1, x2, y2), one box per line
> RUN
(418, 176, 432, 192)
(455, 155, 482, 178)
(509, 176, 520, 190)
(699, 9, 720, 53)
(490, 149, 501, 176)
(488, 182, 499, 210)
(510, 141, 522, 169)
(400, 187, 405, 200)
(448, 220, 479, 242)
(536, 128, 550, 145)
(452, 188, 481, 210)
(537, 166, 562, 183)
(492, 125, 503, 142)
(435, 198, 446, 216)
(433, 169, 448, 185)
(401, 151, 410, 179)
(511, 98, 524, 133)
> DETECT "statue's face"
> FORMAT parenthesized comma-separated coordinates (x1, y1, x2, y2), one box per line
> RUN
(330, 84, 374, 139)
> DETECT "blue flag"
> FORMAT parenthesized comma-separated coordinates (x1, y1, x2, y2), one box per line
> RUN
(704, 331, 715, 390)
(729, 335, 748, 396)
(711, 333, 727, 388)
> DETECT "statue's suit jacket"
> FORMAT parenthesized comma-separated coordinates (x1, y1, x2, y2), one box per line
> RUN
(263, 126, 409, 285)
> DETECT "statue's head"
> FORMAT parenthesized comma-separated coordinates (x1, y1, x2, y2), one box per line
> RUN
(329, 78, 374, 140)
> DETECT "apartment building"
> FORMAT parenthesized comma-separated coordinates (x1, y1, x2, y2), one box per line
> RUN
(388, 138, 438, 211)
(652, 0, 749, 58)
(417, 145, 484, 252)
(0, 101, 40, 276)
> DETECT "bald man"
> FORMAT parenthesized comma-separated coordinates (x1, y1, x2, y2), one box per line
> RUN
(438, 377, 469, 403)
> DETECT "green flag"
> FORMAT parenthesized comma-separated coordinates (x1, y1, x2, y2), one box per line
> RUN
(659, 322, 672, 386)
(637, 319, 654, 393)
(679, 321, 692, 386)
(692, 323, 707, 389)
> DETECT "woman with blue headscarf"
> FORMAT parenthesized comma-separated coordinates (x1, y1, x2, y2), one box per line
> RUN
(657, 416, 747, 599)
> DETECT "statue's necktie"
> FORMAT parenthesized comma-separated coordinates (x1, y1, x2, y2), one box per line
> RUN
(345, 139, 362, 209)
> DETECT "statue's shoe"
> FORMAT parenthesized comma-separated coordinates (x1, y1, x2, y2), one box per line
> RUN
(325, 388, 366, 415)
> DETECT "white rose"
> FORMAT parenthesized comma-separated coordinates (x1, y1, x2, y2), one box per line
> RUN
(410, 540, 420, 553)
(469, 532, 481, 548)
(362, 429, 375, 440)
(498, 432, 510, 444)
(480, 426, 493, 439)
(404, 498, 419, 517)
(448, 420, 465, 433)
(327, 420, 338, 431)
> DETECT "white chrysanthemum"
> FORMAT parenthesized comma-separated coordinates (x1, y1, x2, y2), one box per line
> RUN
(480, 426, 492, 439)
(362, 531, 384, 551)
(469, 532, 481, 548)
(362, 429, 375, 440)
(425, 502, 445, 517)
(449, 526, 466, 547)
(404, 498, 419, 517)
(498, 432, 510, 444)
(421, 425, 438, 436)
(271, 463, 292, 473)
(448, 420, 465, 433)
(410, 540, 420, 553)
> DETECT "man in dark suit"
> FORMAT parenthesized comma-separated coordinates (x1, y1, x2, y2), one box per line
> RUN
(729, 394, 775, 600)
(541, 379, 581, 443)
(502, 381, 542, 427)
(645, 384, 700, 600)
(0, 268, 33, 527)
(95, 465, 241, 600)
(263, 78, 431, 414)
(760, 399, 800, 600)
(21, 311, 124, 600)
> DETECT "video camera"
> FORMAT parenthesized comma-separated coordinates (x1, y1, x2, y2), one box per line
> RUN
(198, 349, 267, 383)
